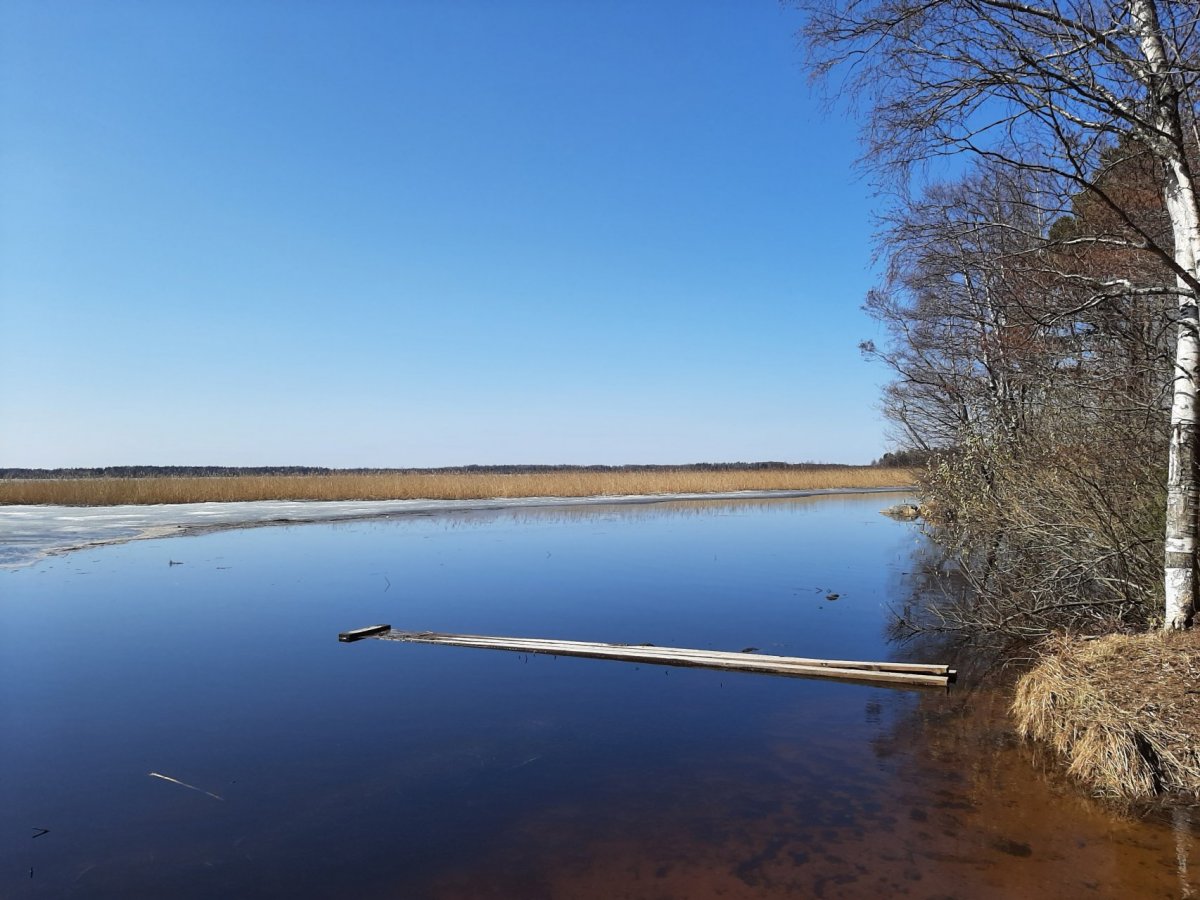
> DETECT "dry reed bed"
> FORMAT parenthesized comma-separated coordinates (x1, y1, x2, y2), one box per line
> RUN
(0, 467, 913, 507)
(1012, 631, 1200, 798)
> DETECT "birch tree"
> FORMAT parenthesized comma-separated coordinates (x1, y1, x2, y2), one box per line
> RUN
(798, 0, 1200, 627)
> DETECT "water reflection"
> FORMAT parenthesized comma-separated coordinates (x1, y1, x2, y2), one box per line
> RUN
(1, 492, 1195, 899)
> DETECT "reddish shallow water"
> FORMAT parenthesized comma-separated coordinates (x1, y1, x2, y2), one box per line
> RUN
(420, 689, 1200, 900)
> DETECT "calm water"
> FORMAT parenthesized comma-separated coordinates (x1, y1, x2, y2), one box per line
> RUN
(2, 493, 1197, 898)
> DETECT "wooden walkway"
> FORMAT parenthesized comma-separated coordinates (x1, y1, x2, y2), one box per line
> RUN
(339, 625, 955, 688)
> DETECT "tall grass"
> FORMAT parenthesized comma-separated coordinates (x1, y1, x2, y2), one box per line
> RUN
(0, 466, 913, 506)
(1012, 632, 1200, 797)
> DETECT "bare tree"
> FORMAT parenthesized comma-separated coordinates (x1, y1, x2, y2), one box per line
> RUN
(863, 163, 1059, 451)
(799, 0, 1200, 627)
(864, 155, 1173, 634)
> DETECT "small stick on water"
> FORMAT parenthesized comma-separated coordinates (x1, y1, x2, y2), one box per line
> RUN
(148, 771, 224, 801)
(31, 828, 49, 838)
(509, 755, 542, 770)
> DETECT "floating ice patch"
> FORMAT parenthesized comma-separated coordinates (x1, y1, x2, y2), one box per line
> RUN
(0, 488, 908, 570)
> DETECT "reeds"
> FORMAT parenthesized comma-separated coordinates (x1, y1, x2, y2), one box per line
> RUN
(1012, 631, 1200, 797)
(0, 466, 912, 506)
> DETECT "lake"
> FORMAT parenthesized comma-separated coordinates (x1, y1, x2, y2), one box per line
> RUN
(2, 492, 1196, 898)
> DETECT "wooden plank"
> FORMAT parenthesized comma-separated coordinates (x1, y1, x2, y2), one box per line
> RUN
(391, 634, 950, 686)
(376, 631, 952, 675)
(338, 624, 392, 642)
(416, 638, 944, 675)
(358, 628, 953, 687)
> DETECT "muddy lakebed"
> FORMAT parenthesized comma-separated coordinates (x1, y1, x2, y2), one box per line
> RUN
(1, 491, 1197, 898)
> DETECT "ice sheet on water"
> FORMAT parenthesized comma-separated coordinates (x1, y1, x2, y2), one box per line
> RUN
(0, 488, 900, 569)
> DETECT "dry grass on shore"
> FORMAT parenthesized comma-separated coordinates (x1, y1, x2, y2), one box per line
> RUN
(0, 466, 913, 507)
(1012, 631, 1200, 798)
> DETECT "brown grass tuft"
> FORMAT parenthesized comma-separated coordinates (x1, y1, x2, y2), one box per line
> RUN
(0, 466, 913, 507)
(1012, 631, 1200, 798)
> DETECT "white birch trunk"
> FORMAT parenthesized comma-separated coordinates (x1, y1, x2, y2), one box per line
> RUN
(1165, 306, 1199, 630)
(1130, 0, 1200, 629)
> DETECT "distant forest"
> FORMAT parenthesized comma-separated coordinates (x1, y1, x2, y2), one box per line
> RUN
(0, 461, 879, 480)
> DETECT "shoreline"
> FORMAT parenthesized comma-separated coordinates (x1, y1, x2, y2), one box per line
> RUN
(0, 486, 914, 570)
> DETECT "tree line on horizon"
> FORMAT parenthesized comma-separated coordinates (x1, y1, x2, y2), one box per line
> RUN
(0, 461, 867, 480)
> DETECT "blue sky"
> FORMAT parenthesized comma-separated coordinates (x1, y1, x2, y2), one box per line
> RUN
(1, 0, 889, 468)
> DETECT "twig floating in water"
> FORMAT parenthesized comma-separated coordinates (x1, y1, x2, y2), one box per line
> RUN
(148, 771, 224, 801)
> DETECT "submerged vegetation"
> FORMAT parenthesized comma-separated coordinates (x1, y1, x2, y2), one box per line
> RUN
(0, 465, 911, 506)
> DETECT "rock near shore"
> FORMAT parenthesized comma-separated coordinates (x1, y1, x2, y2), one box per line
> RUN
(880, 503, 922, 521)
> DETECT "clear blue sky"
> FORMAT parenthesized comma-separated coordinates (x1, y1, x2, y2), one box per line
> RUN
(1, 0, 890, 468)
